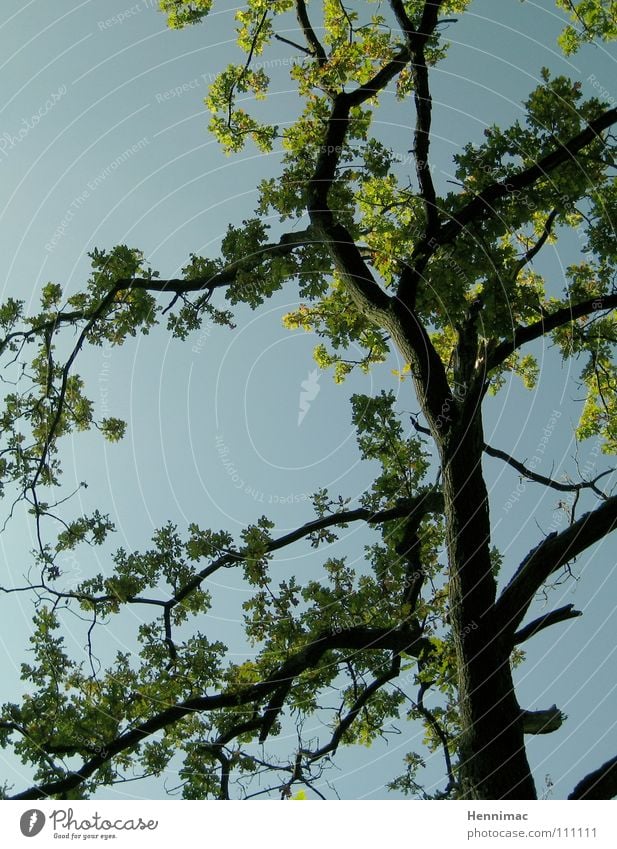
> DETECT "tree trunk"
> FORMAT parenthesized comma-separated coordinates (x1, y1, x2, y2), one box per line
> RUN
(440, 410, 537, 799)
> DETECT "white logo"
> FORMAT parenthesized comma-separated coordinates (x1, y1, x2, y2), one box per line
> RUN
(297, 369, 320, 426)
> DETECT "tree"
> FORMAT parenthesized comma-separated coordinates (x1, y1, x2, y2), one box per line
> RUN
(0, 0, 615, 801)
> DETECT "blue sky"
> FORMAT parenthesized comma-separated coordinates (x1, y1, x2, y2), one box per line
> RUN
(0, 0, 616, 799)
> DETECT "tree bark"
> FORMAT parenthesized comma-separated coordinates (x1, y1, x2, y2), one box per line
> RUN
(439, 408, 537, 799)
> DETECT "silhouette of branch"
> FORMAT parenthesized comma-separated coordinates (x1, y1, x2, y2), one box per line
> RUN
(425, 107, 617, 258)
(295, 0, 327, 65)
(484, 442, 613, 498)
(9, 624, 426, 800)
(569, 755, 617, 799)
(490, 293, 617, 369)
(514, 604, 583, 644)
(302, 654, 402, 762)
(496, 495, 617, 635)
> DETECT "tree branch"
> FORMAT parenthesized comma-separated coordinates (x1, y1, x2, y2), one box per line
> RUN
(484, 441, 612, 498)
(0, 229, 317, 358)
(302, 653, 402, 762)
(514, 603, 583, 645)
(388, 0, 415, 35)
(416, 679, 456, 791)
(569, 754, 617, 799)
(391, 2, 444, 306)
(511, 208, 559, 280)
(9, 625, 426, 800)
(489, 293, 617, 369)
(346, 46, 412, 109)
(295, 0, 327, 65)
(308, 94, 393, 318)
(409, 107, 617, 276)
(520, 705, 564, 735)
(495, 495, 617, 636)
(412, 418, 610, 497)
(2, 492, 445, 631)
(169, 490, 444, 623)
(306, 52, 453, 433)
(438, 107, 617, 246)
(121, 228, 316, 296)
(273, 33, 314, 57)
(258, 683, 293, 743)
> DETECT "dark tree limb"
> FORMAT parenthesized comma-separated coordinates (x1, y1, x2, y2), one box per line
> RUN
(416, 680, 456, 792)
(437, 107, 617, 247)
(1, 490, 444, 629)
(511, 208, 559, 279)
(259, 683, 292, 743)
(514, 604, 583, 645)
(495, 495, 617, 636)
(212, 748, 231, 800)
(163, 606, 177, 663)
(520, 705, 564, 735)
(409, 107, 617, 276)
(223, 11, 269, 133)
(489, 293, 617, 369)
(302, 654, 402, 762)
(390, 2, 444, 294)
(569, 755, 617, 799)
(273, 33, 314, 56)
(169, 489, 445, 626)
(412, 416, 612, 499)
(388, 0, 415, 35)
(0, 228, 318, 358)
(196, 718, 266, 799)
(307, 89, 453, 432)
(289, 19, 455, 433)
(295, 0, 327, 65)
(347, 46, 412, 108)
(307, 93, 393, 320)
(0, 581, 165, 609)
(484, 442, 613, 498)
(28, 285, 122, 496)
(391, 1, 445, 305)
(9, 624, 426, 800)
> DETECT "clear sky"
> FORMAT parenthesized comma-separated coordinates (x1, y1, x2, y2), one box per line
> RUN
(0, 0, 615, 800)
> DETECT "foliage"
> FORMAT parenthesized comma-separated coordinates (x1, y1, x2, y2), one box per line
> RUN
(0, 0, 615, 802)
